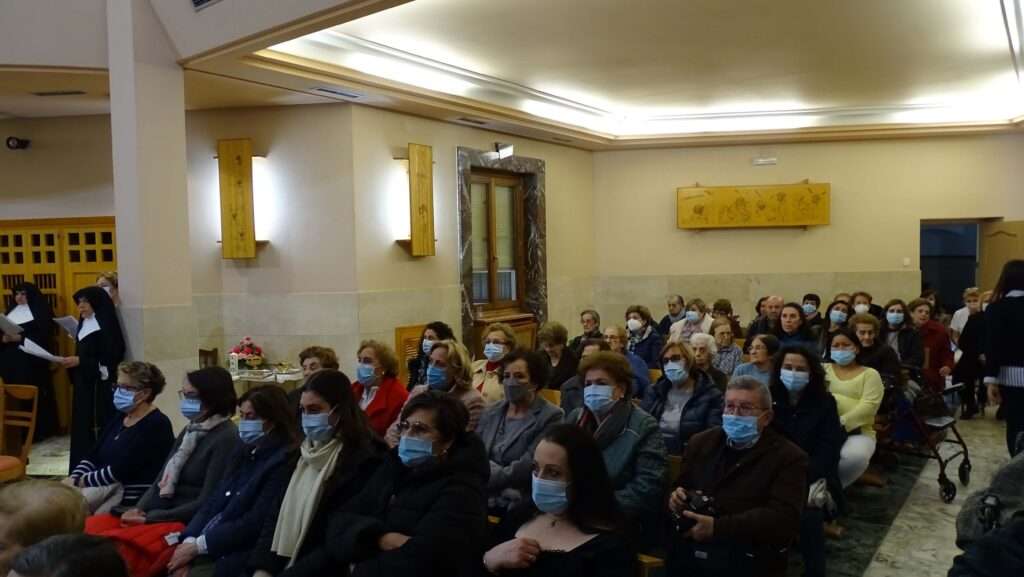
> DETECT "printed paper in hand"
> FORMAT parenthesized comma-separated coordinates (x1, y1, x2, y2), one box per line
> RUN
(19, 338, 63, 364)
(0, 314, 24, 337)
(54, 316, 79, 337)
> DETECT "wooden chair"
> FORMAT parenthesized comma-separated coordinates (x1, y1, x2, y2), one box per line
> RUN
(637, 553, 665, 577)
(199, 348, 219, 368)
(538, 388, 561, 406)
(0, 384, 39, 483)
(648, 368, 663, 383)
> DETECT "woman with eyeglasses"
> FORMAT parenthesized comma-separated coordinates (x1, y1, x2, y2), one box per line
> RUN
(250, 370, 384, 577)
(641, 342, 722, 455)
(326, 391, 489, 576)
(352, 340, 409, 437)
(479, 424, 634, 577)
(385, 340, 485, 447)
(167, 386, 298, 577)
(733, 334, 780, 386)
(816, 300, 852, 359)
(65, 361, 173, 514)
(825, 328, 884, 488)
(121, 366, 239, 527)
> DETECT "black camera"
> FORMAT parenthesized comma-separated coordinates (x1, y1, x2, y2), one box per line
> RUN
(6, 137, 30, 150)
(672, 492, 717, 534)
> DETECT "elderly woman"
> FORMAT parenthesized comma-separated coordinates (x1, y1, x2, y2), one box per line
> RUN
(569, 310, 602, 355)
(909, 297, 955, 393)
(624, 305, 664, 369)
(733, 334, 780, 386)
(326, 392, 489, 576)
(669, 299, 706, 343)
(560, 339, 610, 414)
(352, 340, 409, 437)
(0, 480, 88, 575)
(711, 298, 744, 338)
(122, 366, 239, 526)
(407, 322, 455, 389)
(537, 322, 579, 390)
(386, 339, 485, 446)
(473, 322, 517, 404)
(826, 328, 884, 488)
(67, 362, 174, 514)
(476, 349, 563, 512)
(602, 325, 651, 397)
(566, 352, 667, 532)
(689, 333, 728, 390)
(641, 341, 722, 455)
(710, 319, 743, 377)
(852, 313, 902, 388)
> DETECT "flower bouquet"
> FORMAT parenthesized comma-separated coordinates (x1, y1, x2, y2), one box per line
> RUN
(231, 336, 264, 369)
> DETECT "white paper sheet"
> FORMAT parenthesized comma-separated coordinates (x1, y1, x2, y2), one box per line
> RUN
(0, 314, 25, 337)
(54, 316, 79, 337)
(19, 338, 63, 364)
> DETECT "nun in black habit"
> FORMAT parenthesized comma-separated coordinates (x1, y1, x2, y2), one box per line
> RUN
(61, 285, 126, 465)
(0, 282, 59, 440)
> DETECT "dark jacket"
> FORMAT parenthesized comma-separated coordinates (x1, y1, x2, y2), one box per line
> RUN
(769, 387, 845, 486)
(776, 331, 819, 355)
(628, 328, 664, 369)
(326, 433, 490, 577)
(182, 437, 295, 577)
(476, 396, 563, 493)
(954, 312, 986, 384)
(640, 370, 723, 455)
(949, 518, 1024, 577)
(254, 439, 386, 577)
(658, 314, 683, 337)
(669, 427, 808, 577)
(568, 330, 603, 356)
(560, 375, 584, 414)
(744, 317, 776, 352)
(879, 324, 925, 369)
(859, 343, 904, 389)
(984, 296, 1024, 381)
(544, 348, 579, 390)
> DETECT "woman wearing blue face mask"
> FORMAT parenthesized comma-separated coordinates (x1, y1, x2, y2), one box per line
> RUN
(481, 424, 634, 576)
(248, 370, 383, 577)
(326, 392, 489, 577)
(565, 352, 666, 533)
(170, 386, 298, 577)
(406, 321, 455, 390)
(351, 340, 409, 438)
(641, 342, 723, 455)
(472, 322, 518, 405)
(825, 329, 884, 488)
(668, 300, 711, 343)
(816, 300, 852, 359)
(124, 367, 239, 528)
(769, 347, 844, 577)
(66, 361, 173, 514)
(878, 299, 925, 369)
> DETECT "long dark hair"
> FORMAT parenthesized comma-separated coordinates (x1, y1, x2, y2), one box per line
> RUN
(301, 369, 373, 449)
(769, 345, 828, 406)
(774, 302, 813, 340)
(994, 260, 1024, 302)
(538, 424, 623, 534)
(417, 322, 455, 361)
(239, 386, 298, 446)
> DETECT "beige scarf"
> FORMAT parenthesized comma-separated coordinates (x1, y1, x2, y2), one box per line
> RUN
(272, 437, 343, 563)
(158, 414, 228, 498)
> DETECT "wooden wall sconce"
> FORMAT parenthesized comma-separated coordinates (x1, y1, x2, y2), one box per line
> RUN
(395, 143, 436, 257)
(217, 138, 268, 259)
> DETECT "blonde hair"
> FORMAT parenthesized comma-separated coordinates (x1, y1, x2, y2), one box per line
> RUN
(357, 340, 399, 378)
(95, 271, 118, 288)
(962, 287, 981, 299)
(661, 339, 696, 368)
(482, 322, 517, 349)
(433, 339, 473, 391)
(0, 480, 87, 548)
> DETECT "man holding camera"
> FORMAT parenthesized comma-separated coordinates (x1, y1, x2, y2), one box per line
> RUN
(667, 376, 808, 577)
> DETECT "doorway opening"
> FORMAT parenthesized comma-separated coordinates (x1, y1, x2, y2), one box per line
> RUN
(920, 222, 978, 316)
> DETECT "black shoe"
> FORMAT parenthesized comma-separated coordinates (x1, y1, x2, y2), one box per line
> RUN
(996, 405, 1006, 421)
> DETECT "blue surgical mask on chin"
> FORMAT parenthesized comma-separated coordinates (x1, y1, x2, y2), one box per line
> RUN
(398, 435, 435, 467)
(426, 364, 449, 390)
(722, 414, 761, 446)
(179, 398, 202, 421)
(886, 312, 904, 326)
(830, 349, 856, 366)
(483, 343, 505, 362)
(532, 474, 570, 514)
(113, 387, 138, 413)
(302, 411, 334, 443)
(663, 361, 688, 385)
(238, 419, 265, 444)
(583, 384, 616, 416)
(780, 369, 810, 393)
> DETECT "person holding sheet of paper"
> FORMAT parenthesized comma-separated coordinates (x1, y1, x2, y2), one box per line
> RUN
(0, 282, 59, 440)
(60, 285, 126, 466)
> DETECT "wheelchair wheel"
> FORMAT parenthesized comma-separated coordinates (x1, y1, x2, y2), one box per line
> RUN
(959, 461, 972, 485)
(940, 479, 957, 503)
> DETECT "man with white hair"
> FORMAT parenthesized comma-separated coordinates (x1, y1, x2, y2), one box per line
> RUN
(745, 295, 784, 353)
(690, 333, 727, 390)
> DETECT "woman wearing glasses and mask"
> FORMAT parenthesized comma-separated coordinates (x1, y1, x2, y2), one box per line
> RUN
(326, 392, 489, 577)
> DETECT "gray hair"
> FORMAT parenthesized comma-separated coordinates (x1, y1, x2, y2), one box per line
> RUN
(726, 376, 773, 409)
(689, 333, 717, 355)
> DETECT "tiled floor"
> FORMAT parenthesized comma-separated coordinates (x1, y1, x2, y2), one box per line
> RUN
(26, 434, 70, 477)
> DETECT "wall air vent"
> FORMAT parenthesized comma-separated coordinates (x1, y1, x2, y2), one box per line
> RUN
(31, 90, 87, 97)
(311, 86, 362, 99)
(456, 117, 487, 126)
(192, 0, 224, 11)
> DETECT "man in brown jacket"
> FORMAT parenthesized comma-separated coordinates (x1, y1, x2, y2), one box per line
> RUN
(667, 376, 808, 577)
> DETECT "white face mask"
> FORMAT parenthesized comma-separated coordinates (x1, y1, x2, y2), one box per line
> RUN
(626, 318, 643, 333)
(853, 304, 870, 315)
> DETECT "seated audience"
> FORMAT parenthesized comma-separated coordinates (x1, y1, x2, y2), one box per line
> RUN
(950, 287, 982, 345)
(734, 334, 780, 385)
(909, 297, 955, 393)
(602, 324, 651, 396)
(568, 309, 602, 356)
(624, 304, 664, 369)
(641, 341, 723, 455)
(667, 376, 807, 577)
(480, 425, 635, 576)
(560, 338, 609, 413)
(852, 313, 902, 388)
(477, 349, 564, 512)
(745, 295, 783, 350)
(825, 329, 884, 488)
(669, 298, 712, 342)
(386, 339, 485, 445)
(878, 299, 925, 369)
(753, 296, 768, 321)
(326, 392, 489, 576)
(711, 319, 743, 376)
(711, 298, 744, 338)
(802, 293, 823, 331)
(817, 300, 852, 357)
(287, 346, 340, 409)
(8, 534, 127, 577)
(920, 288, 945, 321)
(769, 347, 845, 577)
(774, 302, 818, 353)
(566, 352, 667, 531)
(169, 386, 298, 577)
(249, 370, 384, 577)
(0, 480, 88, 574)
(851, 291, 885, 320)
(124, 366, 239, 525)
(690, 298, 715, 333)
(690, 333, 728, 389)
(658, 294, 686, 336)
(352, 340, 409, 437)
(68, 361, 174, 513)
(537, 322, 579, 390)
(473, 322, 517, 404)
(407, 322, 455, 389)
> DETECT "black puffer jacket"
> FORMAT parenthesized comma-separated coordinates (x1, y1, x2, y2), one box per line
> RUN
(640, 369, 723, 454)
(769, 385, 845, 486)
(326, 433, 490, 577)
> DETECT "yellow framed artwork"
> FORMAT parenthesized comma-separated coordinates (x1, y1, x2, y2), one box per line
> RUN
(676, 182, 830, 230)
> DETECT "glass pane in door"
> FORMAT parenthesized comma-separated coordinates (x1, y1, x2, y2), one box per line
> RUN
(470, 182, 490, 303)
(494, 185, 516, 301)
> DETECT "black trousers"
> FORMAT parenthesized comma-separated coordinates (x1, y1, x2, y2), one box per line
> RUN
(1002, 386, 1024, 457)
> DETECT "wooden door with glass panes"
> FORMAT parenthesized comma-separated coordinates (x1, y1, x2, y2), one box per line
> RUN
(61, 225, 117, 316)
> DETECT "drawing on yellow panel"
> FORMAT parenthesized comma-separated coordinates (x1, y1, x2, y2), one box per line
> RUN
(677, 183, 830, 229)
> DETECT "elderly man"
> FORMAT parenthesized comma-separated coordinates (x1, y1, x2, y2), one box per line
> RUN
(659, 295, 687, 336)
(568, 309, 602, 356)
(667, 376, 808, 577)
(745, 296, 784, 352)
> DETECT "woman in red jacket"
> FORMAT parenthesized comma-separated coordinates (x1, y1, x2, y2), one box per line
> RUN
(908, 298, 954, 393)
(351, 340, 408, 437)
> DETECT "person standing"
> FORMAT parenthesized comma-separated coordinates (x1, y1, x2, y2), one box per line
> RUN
(1, 282, 58, 440)
(985, 260, 1024, 456)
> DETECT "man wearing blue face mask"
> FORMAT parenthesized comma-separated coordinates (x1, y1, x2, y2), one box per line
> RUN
(667, 376, 808, 577)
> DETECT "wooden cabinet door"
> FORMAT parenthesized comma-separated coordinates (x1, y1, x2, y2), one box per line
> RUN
(979, 221, 1024, 290)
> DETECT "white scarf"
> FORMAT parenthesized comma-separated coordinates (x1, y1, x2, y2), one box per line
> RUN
(273, 438, 343, 563)
(158, 415, 229, 498)
(7, 304, 33, 324)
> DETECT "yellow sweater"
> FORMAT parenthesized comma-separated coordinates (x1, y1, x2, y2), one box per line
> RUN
(825, 364, 884, 439)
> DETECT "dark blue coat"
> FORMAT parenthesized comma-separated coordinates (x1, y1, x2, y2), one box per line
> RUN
(640, 369, 723, 455)
(182, 436, 296, 577)
(769, 385, 844, 486)
(629, 330, 664, 369)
